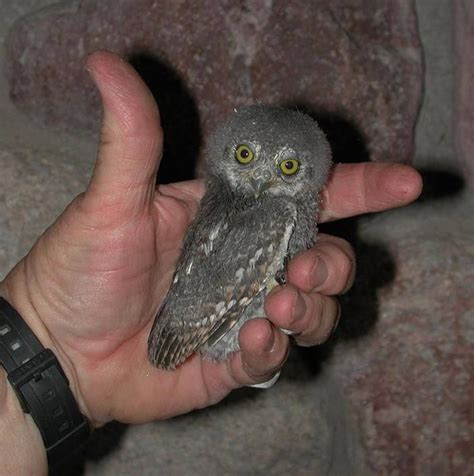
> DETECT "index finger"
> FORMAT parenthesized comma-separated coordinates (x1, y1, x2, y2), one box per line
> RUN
(320, 163, 422, 222)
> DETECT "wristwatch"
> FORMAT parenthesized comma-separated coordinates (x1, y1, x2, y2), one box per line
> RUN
(0, 297, 90, 466)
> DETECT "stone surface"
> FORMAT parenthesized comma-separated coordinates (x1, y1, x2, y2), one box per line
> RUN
(6, 0, 422, 171)
(0, 142, 92, 276)
(332, 208, 474, 475)
(454, 0, 474, 187)
(80, 374, 368, 476)
(1, 1, 473, 475)
(413, 0, 456, 172)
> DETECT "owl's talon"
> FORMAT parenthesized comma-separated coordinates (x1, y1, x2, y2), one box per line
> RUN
(275, 270, 287, 286)
(280, 327, 297, 336)
(248, 370, 281, 389)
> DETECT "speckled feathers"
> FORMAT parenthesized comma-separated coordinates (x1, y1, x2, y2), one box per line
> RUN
(148, 106, 331, 370)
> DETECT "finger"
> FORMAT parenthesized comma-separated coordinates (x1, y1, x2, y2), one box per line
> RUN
(320, 163, 423, 222)
(265, 285, 340, 347)
(225, 319, 289, 387)
(158, 179, 205, 204)
(84, 50, 163, 219)
(287, 234, 356, 295)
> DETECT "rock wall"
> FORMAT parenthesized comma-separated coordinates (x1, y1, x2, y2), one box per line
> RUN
(6, 0, 422, 172)
(1, 1, 473, 475)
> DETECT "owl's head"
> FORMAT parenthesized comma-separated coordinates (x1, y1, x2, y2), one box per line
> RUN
(206, 106, 332, 199)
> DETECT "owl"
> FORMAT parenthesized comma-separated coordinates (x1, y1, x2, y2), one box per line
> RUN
(148, 105, 332, 370)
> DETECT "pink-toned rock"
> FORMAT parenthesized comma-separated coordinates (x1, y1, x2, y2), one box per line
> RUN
(454, 0, 474, 187)
(6, 0, 422, 165)
(333, 228, 474, 475)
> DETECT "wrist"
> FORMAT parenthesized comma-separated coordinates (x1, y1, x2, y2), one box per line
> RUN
(0, 268, 92, 465)
(0, 260, 90, 419)
(0, 368, 48, 475)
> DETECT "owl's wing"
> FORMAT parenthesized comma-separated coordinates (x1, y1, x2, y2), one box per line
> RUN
(148, 200, 297, 370)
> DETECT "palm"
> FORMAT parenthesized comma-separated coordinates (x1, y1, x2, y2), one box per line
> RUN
(23, 179, 221, 424)
(32, 183, 193, 340)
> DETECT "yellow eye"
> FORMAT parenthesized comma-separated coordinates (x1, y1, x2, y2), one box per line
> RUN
(235, 144, 254, 164)
(279, 159, 300, 176)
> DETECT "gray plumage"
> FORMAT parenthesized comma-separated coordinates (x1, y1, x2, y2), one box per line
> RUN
(148, 105, 332, 370)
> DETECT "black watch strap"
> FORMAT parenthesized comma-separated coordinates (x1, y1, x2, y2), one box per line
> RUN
(0, 297, 90, 466)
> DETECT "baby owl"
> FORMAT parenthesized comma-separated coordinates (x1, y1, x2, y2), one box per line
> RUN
(148, 105, 332, 370)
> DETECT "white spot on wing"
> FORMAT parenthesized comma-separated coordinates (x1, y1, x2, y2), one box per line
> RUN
(201, 242, 212, 256)
(283, 219, 296, 246)
(186, 260, 193, 275)
(173, 274, 179, 284)
(209, 223, 221, 241)
(201, 222, 227, 257)
(235, 268, 245, 280)
(249, 247, 263, 270)
(262, 204, 297, 286)
(215, 302, 226, 315)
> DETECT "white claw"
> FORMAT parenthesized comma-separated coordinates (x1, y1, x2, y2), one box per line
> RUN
(248, 371, 281, 389)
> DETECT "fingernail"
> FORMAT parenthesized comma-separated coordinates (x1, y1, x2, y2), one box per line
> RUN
(263, 327, 276, 353)
(311, 257, 328, 288)
(294, 291, 307, 321)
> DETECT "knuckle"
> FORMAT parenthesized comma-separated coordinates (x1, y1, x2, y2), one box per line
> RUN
(244, 355, 285, 383)
(320, 235, 355, 262)
(319, 238, 356, 293)
(297, 295, 340, 346)
(100, 115, 163, 155)
(337, 246, 356, 294)
(305, 293, 325, 333)
(323, 297, 341, 337)
(337, 247, 355, 284)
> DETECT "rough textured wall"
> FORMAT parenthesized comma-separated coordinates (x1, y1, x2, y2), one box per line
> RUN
(454, 0, 474, 187)
(1, 1, 473, 475)
(6, 0, 422, 174)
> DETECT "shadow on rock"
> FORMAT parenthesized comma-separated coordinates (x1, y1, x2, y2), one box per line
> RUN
(283, 103, 371, 164)
(51, 422, 129, 476)
(128, 52, 202, 184)
(285, 229, 396, 380)
(416, 167, 465, 202)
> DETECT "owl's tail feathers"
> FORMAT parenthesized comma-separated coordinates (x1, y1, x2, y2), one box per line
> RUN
(148, 318, 213, 371)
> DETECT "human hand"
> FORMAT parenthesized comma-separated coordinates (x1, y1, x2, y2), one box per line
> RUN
(0, 51, 422, 429)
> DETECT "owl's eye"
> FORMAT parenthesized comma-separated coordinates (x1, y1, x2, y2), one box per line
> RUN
(279, 159, 300, 176)
(235, 144, 254, 164)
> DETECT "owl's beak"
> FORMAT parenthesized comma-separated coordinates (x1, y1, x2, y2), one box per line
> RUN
(249, 172, 274, 198)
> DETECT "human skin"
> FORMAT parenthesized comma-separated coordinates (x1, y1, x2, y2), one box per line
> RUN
(0, 51, 422, 474)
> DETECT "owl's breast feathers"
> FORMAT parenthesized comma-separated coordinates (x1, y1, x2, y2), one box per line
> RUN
(148, 196, 298, 370)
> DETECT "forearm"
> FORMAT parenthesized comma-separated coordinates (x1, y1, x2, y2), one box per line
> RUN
(0, 369, 47, 475)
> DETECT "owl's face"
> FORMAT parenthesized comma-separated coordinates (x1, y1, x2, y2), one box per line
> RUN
(206, 106, 332, 199)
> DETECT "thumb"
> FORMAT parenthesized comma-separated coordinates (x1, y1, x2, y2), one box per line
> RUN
(83, 50, 163, 220)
